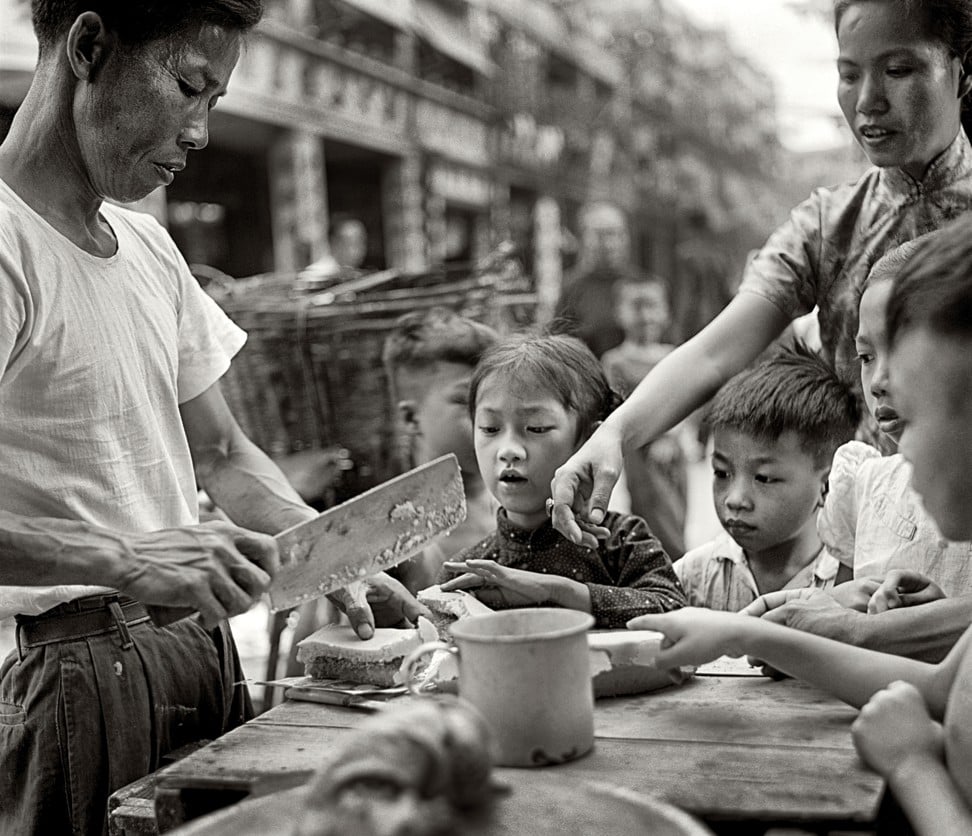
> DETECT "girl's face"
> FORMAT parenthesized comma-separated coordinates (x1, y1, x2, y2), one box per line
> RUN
(473, 372, 582, 530)
(856, 279, 904, 443)
(836, 1, 967, 180)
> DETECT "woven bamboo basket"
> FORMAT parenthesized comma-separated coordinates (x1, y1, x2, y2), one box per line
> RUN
(205, 248, 536, 497)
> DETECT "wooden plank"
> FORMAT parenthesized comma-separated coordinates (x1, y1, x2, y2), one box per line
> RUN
(254, 677, 860, 750)
(155, 723, 883, 827)
(593, 677, 860, 749)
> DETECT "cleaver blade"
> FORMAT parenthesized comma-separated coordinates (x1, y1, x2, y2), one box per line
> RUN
(268, 454, 465, 612)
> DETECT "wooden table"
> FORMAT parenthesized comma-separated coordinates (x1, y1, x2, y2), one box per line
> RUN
(154, 671, 886, 834)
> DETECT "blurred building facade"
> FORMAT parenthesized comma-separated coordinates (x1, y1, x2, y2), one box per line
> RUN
(0, 0, 798, 295)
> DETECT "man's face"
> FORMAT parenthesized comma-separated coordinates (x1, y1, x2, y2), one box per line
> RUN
(332, 221, 367, 269)
(396, 362, 478, 477)
(580, 205, 629, 269)
(891, 327, 972, 541)
(74, 21, 241, 203)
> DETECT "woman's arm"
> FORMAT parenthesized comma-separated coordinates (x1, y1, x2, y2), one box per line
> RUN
(551, 294, 790, 543)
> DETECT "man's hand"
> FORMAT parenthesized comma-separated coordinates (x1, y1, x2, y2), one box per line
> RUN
(327, 572, 429, 640)
(549, 423, 623, 548)
(851, 681, 943, 779)
(626, 608, 748, 668)
(440, 559, 558, 609)
(112, 520, 278, 628)
(867, 570, 946, 614)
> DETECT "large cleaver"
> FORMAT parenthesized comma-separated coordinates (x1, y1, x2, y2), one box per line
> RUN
(267, 453, 466, 612)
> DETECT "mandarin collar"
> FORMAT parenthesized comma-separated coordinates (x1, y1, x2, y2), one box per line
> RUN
(879, 131, 972, 200)
(495, 508, 562, 549)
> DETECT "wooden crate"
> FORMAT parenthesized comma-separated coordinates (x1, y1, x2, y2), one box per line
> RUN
(208, 253, 535, 496)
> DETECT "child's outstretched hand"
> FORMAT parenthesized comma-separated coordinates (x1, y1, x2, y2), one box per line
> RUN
(867, 570, 946, 614)
(440, 559, 558, 609)
(626, 608, 749, 669)
(851, 681, 944, 778)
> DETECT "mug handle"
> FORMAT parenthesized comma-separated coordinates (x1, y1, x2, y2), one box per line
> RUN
(401, 641, 457, 695)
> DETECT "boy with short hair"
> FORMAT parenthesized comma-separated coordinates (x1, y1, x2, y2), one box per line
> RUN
(382, 307, 500, 591)
(631, 215, 972, 835)
(675, 342, 858, 610)
(601, 275, 688, 559)
(285, 308, 499, 676)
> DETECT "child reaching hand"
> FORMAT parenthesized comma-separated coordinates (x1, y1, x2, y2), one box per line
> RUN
(439, 333, 686, 627)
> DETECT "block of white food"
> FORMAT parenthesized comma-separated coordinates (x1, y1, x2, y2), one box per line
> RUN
(588, 630, 692, 697)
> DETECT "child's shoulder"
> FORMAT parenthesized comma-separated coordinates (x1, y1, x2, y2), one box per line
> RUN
(678, 533, 740, 570)
(451, 530, 501, 563)
(600, 511, 667, 549)
(830, 440, 907, 493)
(830, 440, 883, 481)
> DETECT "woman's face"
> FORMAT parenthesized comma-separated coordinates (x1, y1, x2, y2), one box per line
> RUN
(836, 1, 967, 180)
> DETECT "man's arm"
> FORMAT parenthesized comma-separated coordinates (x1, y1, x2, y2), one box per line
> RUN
(181, 383, 427, 638)
(180, 384, 318, 535)
(0, 510, 277, 627)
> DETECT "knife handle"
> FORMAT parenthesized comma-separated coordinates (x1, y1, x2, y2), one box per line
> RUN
(284, 686, 387, 711)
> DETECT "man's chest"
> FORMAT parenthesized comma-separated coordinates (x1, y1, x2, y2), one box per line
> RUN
(4, 273, 179, 411)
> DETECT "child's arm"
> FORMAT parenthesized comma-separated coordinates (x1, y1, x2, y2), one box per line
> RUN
(586, 515, 686, 627)
(852, 681, 972, 836)
(440, 559, 592, 612)
(629, 607, 968, 717)
(744, 588, 972, 662)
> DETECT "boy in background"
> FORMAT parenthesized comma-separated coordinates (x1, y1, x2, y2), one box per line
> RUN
(382, 307, 500, 592)
(675, 343, 858, 610)
(601, 275, 688, 559)
(284, 308, 498, 675)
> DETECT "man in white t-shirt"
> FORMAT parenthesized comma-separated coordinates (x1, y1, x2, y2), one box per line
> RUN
(0, 3, 421, 833)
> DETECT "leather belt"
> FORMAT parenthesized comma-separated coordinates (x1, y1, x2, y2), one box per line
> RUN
(15, 594, 151, 659)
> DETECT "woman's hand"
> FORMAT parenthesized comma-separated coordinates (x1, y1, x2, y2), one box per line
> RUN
(548, 423, 623, 548)
(867, 570, 946, 614)
(626, 608, 749, 668)
(440, 559, 562, 609)
(851, 681, 944, 779)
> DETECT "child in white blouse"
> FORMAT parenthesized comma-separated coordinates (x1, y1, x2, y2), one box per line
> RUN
(819, 242, 972, 612)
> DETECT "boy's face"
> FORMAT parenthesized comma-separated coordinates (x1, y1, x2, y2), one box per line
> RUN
(856, 281, 903, 443)
(396, 362, 478, 478)
(711, 428, 827, 556)
(891, 327, 972, 541)
(615, 283, 670, 344)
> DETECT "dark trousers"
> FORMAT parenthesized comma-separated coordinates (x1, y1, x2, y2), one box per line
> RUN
(0, 596, 252, 835)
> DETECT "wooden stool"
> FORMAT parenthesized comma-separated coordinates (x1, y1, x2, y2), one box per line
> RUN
(107, 742, 209, 836)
